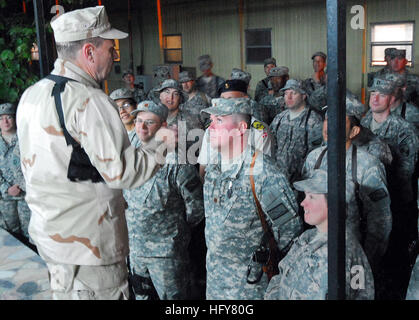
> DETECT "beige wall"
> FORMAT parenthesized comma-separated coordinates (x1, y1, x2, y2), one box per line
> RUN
(106, 0, 419, 99)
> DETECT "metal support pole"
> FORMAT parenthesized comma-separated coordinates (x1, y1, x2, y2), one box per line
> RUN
(33, 0, 50, 78)
(326, 0, 346, 300)
(128, 0, 134, 72)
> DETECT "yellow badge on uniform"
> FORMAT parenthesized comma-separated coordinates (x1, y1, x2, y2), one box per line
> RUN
(252, 121, 265, 130)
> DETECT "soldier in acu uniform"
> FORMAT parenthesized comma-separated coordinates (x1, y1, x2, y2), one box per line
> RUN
(303, 51, 327, 99)
(254, 57, 276, 103)
(195, 54, 225, 99)
(264, 170, 375, 300)
(0, 103, 31, 241)
(202, 97, 303, 299)
(122, 69, 146, 104)
(124, 101, 204, 300)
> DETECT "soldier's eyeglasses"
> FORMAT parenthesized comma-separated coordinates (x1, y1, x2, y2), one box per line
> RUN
(118, 103, 135, 111)
(134, 119, 158, 126)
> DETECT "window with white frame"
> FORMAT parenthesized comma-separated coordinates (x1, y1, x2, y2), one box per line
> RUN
(371, 22, 414, 67)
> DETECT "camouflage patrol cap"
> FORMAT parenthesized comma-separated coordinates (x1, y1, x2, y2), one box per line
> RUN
(201, 97, 252, 116)
(264, 57, 277, 67)
(51, 6, 128, 42)
(368, 77, 397, 95)
(178, 71, 194, 83)
(109, 88, 135, 101)
(122, 69, 134, 78)
(390, 49, 406, 59)
(383, 72, 407, 88)
(268, 66, 289, 78)
(0, 103, 16, 115)
(155, 66, 171, 79)
(324, 91, 366, 121)
(154, 79, 189, 102)
(230, 68, 252, 85)
(280, 79, 306, 95)
(293, 169, 328, 194)
(384, 47, 397, 58)
(130, 100, 169, 122)
(198, 54, 212, 72)
(311, 51, 327, 60)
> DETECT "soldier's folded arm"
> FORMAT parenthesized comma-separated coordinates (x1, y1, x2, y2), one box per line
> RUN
(68, 93, 165, 190)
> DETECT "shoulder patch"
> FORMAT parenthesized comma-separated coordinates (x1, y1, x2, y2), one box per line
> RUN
(369, 188, 388, 202)
(252, 121, 265, 130)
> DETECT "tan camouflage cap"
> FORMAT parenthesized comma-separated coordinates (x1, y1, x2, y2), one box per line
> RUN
(131, 100, 169, 122)
(109, 88, 135, 101)
(0, 103, 16, 115)
(263, 57, 277, 67)
(293, 169, 328, 194)
(178, 71, 194, 83)
(368, 77, 397, 95)
(268, 66, 289, 78)
(153, 79, 189, 102)
(198, 54, 212, 71)
(51, 6, 128, 42)
(230, 68, 252, 85)
(311, 51, 327, 60)
(280, 79, 306, 95)
(201, 97, 253, 116)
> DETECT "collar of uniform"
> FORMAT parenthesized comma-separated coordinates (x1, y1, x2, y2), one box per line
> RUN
(219, 144, 253, 179)
(51, 58, 100, 89)
(286, 105, 308, 121)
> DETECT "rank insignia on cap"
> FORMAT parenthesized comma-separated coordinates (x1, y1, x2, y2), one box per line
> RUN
(225, 83, 229, 89)
(144, 103, 149, 107)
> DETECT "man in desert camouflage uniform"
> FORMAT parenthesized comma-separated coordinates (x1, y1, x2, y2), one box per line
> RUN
(0, 103, 31, 241)
(178, 70, 210, 129)
(361, 77, 418, 299)
(265, 170, 375, 300)
(195, 54, 225, 99)
(202, 97, 302, 299)
(254, 57, 276, 103)
(258, 66, 290, 125)
(110, 88, 140, 148)
(302, 97, 392, 276)
(16, 6, 171, 300)
(270, 79, 323, 184)
(124, 100, 204, 300)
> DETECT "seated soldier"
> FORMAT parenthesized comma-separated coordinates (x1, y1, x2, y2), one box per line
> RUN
(264, 169, 375, 300)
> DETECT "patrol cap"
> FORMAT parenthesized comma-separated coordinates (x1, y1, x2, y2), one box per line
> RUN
(155, 66, 171, 79)
(390, 49, 406, 59)
(218, 79, 248, 96)
(368, 77, 397, 95)
(383, 72, 407, 88)
(384, 47, 397, 58)
(178, 71, 194, 83)
(130, 100, 169, 122)
(201, 97, 252, 116)
(293, 169, 328, 194)
(51, 6, 128, 43)
(198, 54, 212, 72)
(231, 68, 252, 85)
(311, 51, 327, 60)
(122, 69, 134, 78)
(153, 79, 188, 102)
(264, 57, 277, 67)
(0, 103, 16, 115)
(109, 88, 135, 101)
(268, 66, 289, 78)
(280, 79, 306, 95)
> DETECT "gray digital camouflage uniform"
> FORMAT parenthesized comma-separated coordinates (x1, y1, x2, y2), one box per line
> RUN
(180, 92, 209, 129)
(204, 146, 303, 299)
(257, 94, 286, 125)
(264, 228, 375, 300)
(254, 77, 271, 103)
(123, 151, 204, 299)
(302, 145, 392, 271)
(406, 253, 419, 300)
(270, 106, 323, 183)
(0, 134, 31, 239)
(391, 101, 419, 136)
(195, 75, 225, 99)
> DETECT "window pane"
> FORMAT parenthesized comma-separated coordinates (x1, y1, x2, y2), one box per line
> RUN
(246, 47, 272, 64)
(372, 23, 414, 42)
(246, 29, 271, 46)
(164, 49, 182, 63)
(164, 35, 182, 49)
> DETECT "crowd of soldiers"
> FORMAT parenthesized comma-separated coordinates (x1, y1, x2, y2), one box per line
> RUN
(1, 6, 419, 300)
